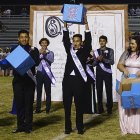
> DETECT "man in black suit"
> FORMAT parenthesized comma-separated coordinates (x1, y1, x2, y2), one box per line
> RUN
(12, 30, 39, 133)
(85, 51, 97, 114)
(62, 15, 92, 135)
(94, 35, 114, 115)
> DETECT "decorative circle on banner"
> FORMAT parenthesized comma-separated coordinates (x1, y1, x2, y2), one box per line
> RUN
(45, 16, 63, 38)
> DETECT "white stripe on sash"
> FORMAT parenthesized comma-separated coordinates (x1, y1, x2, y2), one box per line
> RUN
(86, 64, 96, 80)
(70, 45, 87, 82)
(94, 50, 112, 74)
(41, 59, 56, 85)
(91, 85, 95, 113)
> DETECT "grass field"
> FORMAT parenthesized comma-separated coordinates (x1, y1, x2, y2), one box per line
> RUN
(0, 77, 140, 140)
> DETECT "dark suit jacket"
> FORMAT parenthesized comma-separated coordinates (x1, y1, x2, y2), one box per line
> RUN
(63, 30, 92, 82)
(95, 47, 114, 74)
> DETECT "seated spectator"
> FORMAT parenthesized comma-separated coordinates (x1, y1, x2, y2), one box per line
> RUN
(0, 7, 2, 17)
(3, 9, 12, 17)
(0, 48, 3, 76)
(0, 21, 2, 30)
(1, 49, 6, 74)
(0, 48, 3, 62)
(129, 6, 136, 16)
(132, 32, 140, 36)
(21, 8, 28, 17)
(136, 6, 140, 16)
(1, 48, 11, 76)
(0, 21, 7, 32)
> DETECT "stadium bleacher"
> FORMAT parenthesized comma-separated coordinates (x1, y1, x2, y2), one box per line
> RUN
(0, 4, 140, 49)
(0, 16, 29, 48)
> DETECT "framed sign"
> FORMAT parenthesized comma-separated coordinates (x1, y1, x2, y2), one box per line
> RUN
(30, 5, 128, 101)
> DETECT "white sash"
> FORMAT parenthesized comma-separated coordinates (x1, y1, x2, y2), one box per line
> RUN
(70, 45, 87, 82)
(86, 64, 96, 81)
(41, 59, 56, 85)
(94, 50, 112, 74)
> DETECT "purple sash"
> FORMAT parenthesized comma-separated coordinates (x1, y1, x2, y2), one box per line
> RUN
(41, 59, 56, 85)
(70, 45, 87, 82)
(86, 64, 96, 81)
(94, 50, 112, 74)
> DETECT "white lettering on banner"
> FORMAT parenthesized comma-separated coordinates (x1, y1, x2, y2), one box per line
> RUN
(51, 52, 66, 84)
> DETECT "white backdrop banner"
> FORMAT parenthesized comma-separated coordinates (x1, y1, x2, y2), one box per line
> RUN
(32, 9, 125, 101)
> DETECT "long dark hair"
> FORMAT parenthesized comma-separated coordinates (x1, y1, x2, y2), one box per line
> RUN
(128, 36, 140, 58)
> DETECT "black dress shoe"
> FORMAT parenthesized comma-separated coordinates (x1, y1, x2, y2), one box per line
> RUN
(107, 110, 112, 115)
(34, 110, 41, 114)
(64, 129, 72, 134)
(46, 110, 50, 114)
(78, 130, 84, 135)
(98, 110, 105, 114)
(24, 129, 32, 133)
(12, 129, 23, 133)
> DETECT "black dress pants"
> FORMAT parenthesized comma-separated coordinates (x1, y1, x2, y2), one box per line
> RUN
(84, 77, 97, 114)
(62, 75, 85, 131)
(13, 79, 35, 131)
(96, 71, 113, 113)
(36, 71, 51, 112)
